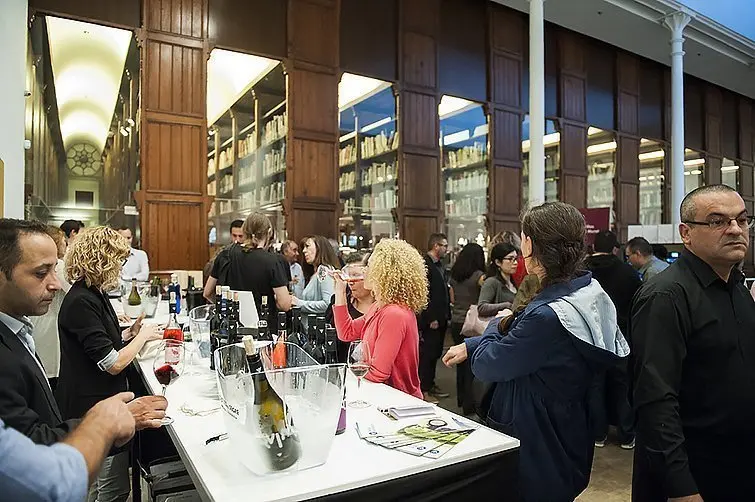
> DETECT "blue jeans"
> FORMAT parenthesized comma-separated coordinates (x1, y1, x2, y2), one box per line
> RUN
(87, 451, 130, 502)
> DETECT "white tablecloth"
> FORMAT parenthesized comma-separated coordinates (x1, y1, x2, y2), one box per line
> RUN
(132, 306, 519, 501)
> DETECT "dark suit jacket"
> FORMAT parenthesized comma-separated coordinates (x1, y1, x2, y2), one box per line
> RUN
(419, 254, 450, 329)
(56, 281, 128, 421)
(0, 318, 78, 445)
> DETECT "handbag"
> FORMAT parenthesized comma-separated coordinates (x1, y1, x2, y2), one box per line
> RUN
(461, 305, 512, 337)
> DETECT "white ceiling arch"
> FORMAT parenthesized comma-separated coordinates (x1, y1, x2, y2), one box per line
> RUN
(47, 16, 131, 153)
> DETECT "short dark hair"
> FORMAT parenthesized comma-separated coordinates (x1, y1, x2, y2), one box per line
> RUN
(680, 184, 738, 223)
(428, 233, 447, 251)
(626, 237, 654, 257)
(652, 244, 669, 260)
(60, 220, 84, 238)
(116, 226, 131, 232)
(593, 230, 620, 254)
(230, 219, 244, 231)
(0, 219, 52, 278)
(343, 251, 367, 265)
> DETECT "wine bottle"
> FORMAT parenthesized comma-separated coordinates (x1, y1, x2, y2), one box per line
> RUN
(209, 285, 222, 371)
(272, 311, 287, 369)
(149, 276, 161, 298)
(169, 273, 181, 314)
(163, 292, 184, 341)
(302, 314, 317, 358)
(242, 335, 301, 471)
(234, 292, 243, 328)
(218, 289, 231, 349)
(311, 317, 326, 364)
(258, 296, 271, 342)
(128, 278, 141, 306)
(286, 308, 304, 347)
(325, 327, 346, 435)
(227, 292, 240, 345)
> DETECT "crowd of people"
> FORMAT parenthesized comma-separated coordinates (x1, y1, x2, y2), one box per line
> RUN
(0, 183, 753, 502)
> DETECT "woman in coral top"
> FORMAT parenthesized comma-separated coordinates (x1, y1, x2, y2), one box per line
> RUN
(332, 239, 428, 399)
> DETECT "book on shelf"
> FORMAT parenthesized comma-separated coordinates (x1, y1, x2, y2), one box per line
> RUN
(446, 142, 486, 170)
(218, 146, 233, 170)
(339, 171, 357, 192)
(360, 189, 396, 211)
(446, 171, 487, 195)
(238, 132, 257, 159)
(445, 196, 486, 217)
(361, 130, 397, 159)
(263, 113, 287, 146)
(361, 162, 396, 187)
(339, 143, 357, 166)
(262, 144, 286, 178)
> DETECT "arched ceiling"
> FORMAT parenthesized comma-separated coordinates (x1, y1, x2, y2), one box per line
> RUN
(46, 17, 131, 153)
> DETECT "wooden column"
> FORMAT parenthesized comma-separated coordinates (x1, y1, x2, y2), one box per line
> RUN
(283, 0, 340, 243)
(616, 52, 640, 240)
(557, 30, 588, 208)
(488, 5, 525, 234)
(704, 85, 723, 185)
(396, 0, 442, 252)
(137, 0, 211, 270)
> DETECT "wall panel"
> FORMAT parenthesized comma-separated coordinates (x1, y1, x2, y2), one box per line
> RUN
(402, 33, 437, 90)
(209, 0, 287, 58)
(143, 41, 205, 117)
(290, 140, 337, 201)
(30, 0, 140, 28)
(439, 0, 486, 102)
(142, 200, 206, 269)
(401, 92, 438, 149)
(402, 153, 440, 211)
(339, 0, 397, 81)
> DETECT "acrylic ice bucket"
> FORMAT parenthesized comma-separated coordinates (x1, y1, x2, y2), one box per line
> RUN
(214, 342, 347, 476)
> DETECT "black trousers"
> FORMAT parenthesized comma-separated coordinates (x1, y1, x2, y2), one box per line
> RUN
(588, 358, 634, 443)
(419, 323, 446, 392)
(450, 323, 476, 414)
(632, 435, 755, 502)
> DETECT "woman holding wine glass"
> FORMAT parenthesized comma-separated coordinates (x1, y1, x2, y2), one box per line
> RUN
(292, 235, 340, 331)
(57, 226, 163, 502)
(324, 251, 373, 363)
(333, 239, 427, 400)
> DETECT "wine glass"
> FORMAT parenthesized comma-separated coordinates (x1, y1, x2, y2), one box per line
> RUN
(152, 340, 186, 425)
(347, 340, 372, 409)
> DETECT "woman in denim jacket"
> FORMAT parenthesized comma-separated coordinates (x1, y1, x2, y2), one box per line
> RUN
(444, 202, 630, 502)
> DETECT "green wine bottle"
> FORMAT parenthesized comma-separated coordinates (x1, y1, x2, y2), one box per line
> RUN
(242, 335, 301, 471)
(128, 278, 141, 306)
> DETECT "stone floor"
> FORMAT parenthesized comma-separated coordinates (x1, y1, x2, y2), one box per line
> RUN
(433, 335, 633, 502)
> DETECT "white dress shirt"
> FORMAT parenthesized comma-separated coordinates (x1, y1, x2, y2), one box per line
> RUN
(290, 262, 305, 298)
(121, 248, 150, 282)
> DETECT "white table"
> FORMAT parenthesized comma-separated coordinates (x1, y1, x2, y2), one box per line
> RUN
(132, 350, 520, 502)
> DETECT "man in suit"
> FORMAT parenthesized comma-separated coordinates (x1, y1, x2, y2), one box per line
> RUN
(0, 218, 167, 445)
(418, 233, 451, 403)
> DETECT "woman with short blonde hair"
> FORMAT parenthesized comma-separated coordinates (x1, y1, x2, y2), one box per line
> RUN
(333, 239, 427, 398)
(58, 226, 162, 502)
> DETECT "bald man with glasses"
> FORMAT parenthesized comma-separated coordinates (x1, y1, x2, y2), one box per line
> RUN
(630, 185, 755, 502)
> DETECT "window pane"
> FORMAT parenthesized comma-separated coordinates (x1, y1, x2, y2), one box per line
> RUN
(586, 127, 616, 209)
(684, 149, 705, 195)
(440, 96, 488, 253)
(721, 157, 739, 191)
(522, 116, 560, 207)
(639, 139, 665, 225)
(338, 75, 397, 251)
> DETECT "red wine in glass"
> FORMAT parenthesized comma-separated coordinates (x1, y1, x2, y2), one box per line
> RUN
(154, 364, 180, 386)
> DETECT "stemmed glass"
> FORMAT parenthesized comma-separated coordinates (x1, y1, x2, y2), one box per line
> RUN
(152, 340, 186, 425)
(317, 264, 366, 283)
(347, 340, 372, 409)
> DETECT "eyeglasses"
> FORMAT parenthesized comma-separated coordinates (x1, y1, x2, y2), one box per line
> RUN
(501, 256, 518, 263)
(683, 215, 754, 231)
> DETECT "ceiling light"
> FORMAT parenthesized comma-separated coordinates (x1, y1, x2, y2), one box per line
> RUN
(126, 118, 135, 127)
(684, 169, 702, 176)
(339, 73, 391, 110)
(360, 117, 392, 133)
(521, 132, 561, 153)
(639, 150, 665, 161)
(47, 17, 131, 152)
(206, 49, 279, 125)
(587, 141, 617, 155)
(587, 127, 603, 136)
(120, 126, 129, 136)
(439, 95, 476, 119)
(721, 165, 739, 172)
(684, 158, 705, 167)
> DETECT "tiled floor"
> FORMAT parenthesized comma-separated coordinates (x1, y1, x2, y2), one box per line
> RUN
(434, 336, 633, 502)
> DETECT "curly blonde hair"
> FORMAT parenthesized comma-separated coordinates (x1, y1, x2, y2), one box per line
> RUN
(65, 226, 131, 290)
(367, 239, 428, 313)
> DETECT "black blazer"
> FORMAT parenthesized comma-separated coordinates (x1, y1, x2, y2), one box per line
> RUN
(56, 281, 128, 421)
(419, 254, 451, 329)
(0, 318, 78, 445)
